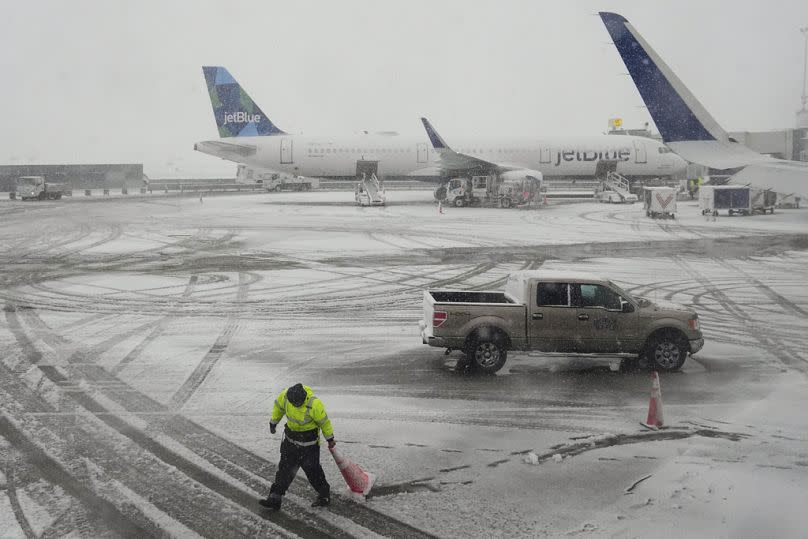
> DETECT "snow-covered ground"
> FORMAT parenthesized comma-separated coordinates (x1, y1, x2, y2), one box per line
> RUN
(1, 190, 807, 538)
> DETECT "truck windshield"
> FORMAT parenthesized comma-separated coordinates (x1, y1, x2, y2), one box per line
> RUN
(17, 178, 40, 186)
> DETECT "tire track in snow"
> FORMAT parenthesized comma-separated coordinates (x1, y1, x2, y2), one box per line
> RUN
(4, 461, 37, 539)
(671, 256, 807, 373)
(4, 309, 345, 539)
(168, 272, 249, 410)
(0, 413, 155, 538)
(6, 307, 435, 539)
(112, 274, 199, 375)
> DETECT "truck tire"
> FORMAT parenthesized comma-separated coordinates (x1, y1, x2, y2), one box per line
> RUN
(501, 197, 512, 208)
(454, 198, 465, 208)
(465, 331, 508, 374)
(644, 330, 688, 371)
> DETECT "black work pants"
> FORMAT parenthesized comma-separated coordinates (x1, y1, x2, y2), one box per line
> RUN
(269, 438, 330, 498)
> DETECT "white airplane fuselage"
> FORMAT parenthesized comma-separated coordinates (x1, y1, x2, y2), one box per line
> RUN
(195, 133, 686, 180)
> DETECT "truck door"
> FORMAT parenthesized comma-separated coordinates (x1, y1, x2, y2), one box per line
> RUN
(281, 138, 294, 164)
(529, 282, 580, 353)
(416, 143, 429, 163)
(572, 283, 639, 353)
(540, 147, 551, 164)
(633, 141, 647, 164)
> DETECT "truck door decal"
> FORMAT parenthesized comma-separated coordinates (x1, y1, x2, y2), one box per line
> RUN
(593, 317, 617, 331)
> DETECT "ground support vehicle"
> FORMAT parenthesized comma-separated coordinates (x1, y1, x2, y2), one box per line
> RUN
(265, 176, 318, 191)
(442, 174, 541, 208)
(594, 171, 638, 204)
(775, 193, 801, 209)
(15, 176, 65, 200)
(355, 175, 386, 206)
(699, 185, 759, 216)
(750, 188, 776, 214)
(354, 160, 386, 206)
(236, 165, 318, 191)
(643, 186, 677, 219)
(419, 271, 703, 374)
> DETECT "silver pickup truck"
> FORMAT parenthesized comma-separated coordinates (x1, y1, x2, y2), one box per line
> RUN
(420, 270, 704, 374)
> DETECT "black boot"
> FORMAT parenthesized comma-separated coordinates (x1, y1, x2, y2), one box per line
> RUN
(259, 494, 282, 510)
(311, 495, 330, 507)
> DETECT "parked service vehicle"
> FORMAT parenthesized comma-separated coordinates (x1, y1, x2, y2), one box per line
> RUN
(699, 185, 754, 216)
(750, 188, 776, 214)
(643, 186, 677, 219)
(776, 193, 801, 209)
(236, 165, 318, 191)
(443, 174, 541, 208)
(420, 271, 703, 374)
(15, 176, 65, 200)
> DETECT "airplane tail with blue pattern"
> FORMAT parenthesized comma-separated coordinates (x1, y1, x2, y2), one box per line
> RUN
(598, 12, 727, 144)
(202, 66, 286, 138)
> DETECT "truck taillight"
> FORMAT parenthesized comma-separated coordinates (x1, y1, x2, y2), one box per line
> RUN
(688, 318, 700, 330)
(433, 311, 448, 327)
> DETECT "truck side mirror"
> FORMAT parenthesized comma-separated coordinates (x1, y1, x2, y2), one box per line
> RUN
(621, 300, 634, 313)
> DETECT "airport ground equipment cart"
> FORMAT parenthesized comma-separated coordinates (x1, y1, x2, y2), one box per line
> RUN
(643, 186, 677, 219)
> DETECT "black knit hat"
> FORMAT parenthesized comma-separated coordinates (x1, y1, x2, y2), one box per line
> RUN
(287, 383, 306, 406)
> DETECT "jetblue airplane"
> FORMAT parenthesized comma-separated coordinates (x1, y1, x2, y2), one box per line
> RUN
(194, 66, 686, 191)
(600, 12, 807, 196)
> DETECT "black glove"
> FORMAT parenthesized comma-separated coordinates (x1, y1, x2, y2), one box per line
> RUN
(270, 424, 277, 434)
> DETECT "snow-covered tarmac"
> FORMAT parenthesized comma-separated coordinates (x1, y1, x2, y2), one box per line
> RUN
(1, 190, 807, 538)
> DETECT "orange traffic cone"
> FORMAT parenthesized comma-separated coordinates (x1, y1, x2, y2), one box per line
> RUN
(330, 446, 375, 496)
(438, 200, 444, 214)
(641, 371, 665, 429)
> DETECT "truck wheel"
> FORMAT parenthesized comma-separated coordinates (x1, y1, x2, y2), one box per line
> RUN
(454, 198, 465, 208)
(465, 334, 507, 374)
(645, 330, 688, 371)
(501, 198, 512, 208)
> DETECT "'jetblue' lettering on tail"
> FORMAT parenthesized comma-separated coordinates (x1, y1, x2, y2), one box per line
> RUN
(202, 66, 286, 138)
(599, 12, 718, 143)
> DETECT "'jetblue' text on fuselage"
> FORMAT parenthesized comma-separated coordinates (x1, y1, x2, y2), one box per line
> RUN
(554, 148, 631, 166)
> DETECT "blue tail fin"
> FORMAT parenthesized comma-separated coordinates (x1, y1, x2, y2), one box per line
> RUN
(599, 12, 726, 143)
(202, 66, 286, 138)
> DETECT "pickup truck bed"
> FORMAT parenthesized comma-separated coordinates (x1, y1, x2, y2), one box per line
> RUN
(428, 291, 514, 304)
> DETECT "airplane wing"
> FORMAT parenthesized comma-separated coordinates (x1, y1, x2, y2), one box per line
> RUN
(728, 162, 808, 195)
(599, 12, 808, 196)
(420, 117, 522, 174)
(194, 139, 257, 158)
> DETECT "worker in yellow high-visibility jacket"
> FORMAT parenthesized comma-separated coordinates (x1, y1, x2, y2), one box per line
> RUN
(259, 383, 335, 510)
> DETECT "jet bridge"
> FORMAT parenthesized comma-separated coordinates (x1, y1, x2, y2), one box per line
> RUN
(354, 160, 386, 206)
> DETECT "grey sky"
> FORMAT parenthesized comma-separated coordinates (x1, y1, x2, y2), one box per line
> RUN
(2, 0, 806, 177)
